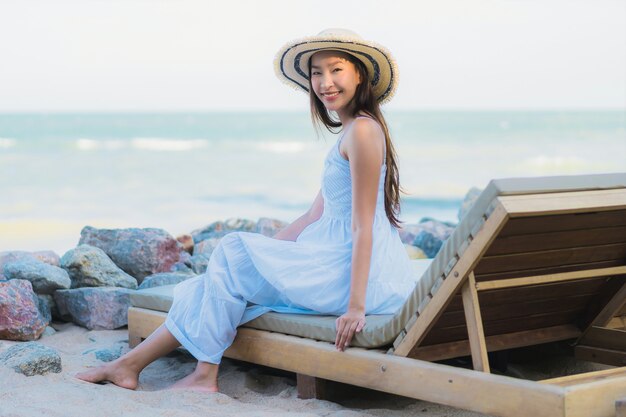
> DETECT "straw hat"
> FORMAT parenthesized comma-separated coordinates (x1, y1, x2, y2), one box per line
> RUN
(273, 28, 399, 105)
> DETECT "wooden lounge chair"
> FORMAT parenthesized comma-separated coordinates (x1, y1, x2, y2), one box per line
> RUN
(128, 172, 626, 417)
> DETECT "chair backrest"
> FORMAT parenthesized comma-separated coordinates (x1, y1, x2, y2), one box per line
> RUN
(390, 172, 626, 359)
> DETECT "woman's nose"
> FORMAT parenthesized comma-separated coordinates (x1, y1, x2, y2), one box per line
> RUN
(320, 73, 334, 88)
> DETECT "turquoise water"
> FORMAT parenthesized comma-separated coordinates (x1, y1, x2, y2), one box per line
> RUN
(0, 111, 624, 254)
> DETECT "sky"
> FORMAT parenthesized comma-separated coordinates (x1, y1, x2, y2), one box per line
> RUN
(0, 0, 624, 112)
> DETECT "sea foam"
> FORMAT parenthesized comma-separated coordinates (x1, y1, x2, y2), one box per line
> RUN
(131, 138, 209, 151)
(0, 138, 16, 149)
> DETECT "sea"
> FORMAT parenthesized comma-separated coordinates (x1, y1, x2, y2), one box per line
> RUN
(0, 110, 624, 255)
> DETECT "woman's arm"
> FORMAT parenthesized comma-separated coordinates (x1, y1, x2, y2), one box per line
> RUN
(335, 118, 385, 351)
(272, 188, 324, 241)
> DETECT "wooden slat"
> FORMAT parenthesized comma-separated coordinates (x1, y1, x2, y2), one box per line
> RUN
(581, 326, 626, 351)
(475, 267, 626, 291)
(443, 277, 606, 314)
(394, 201, 510, 357)
(434, 293, 594, 328)
(575, 345, 626, 367)
(461, 272, 490, 372)
(498, 208, 626, 237)
(474, 243, 626, 275)
(498, 189, 626, 218)
(485, 225, 626, 256)
(539, 367, 626, 387)
(475, 259, 624, 281)
(410, 325, 581, 362)
(423, 309, 584, 346)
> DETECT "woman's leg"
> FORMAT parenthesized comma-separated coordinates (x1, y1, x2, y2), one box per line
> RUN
(75, 323, 181, 389)
(167, 361, 220, 392)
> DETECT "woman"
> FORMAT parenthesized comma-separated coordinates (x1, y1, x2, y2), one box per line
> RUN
(76, 28, 417, 393)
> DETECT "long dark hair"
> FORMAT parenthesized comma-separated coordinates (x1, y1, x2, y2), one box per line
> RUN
(307, 51, 406, 229)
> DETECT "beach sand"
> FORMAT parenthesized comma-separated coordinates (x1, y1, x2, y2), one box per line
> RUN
(0, 322, 491, 417)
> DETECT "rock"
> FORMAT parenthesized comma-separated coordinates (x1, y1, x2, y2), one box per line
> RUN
(138, 272, 194, 289)
(36, 294, 53, 324)
(399, 218, 455, 244)
(53, 287, 132, 330)
(190, 254, 210, 274)
(405, 244, 428, 260)
(191, 218, 256, 243)
(4, 258, 71, 294)
(256, 217, 288, 237)
(0, 342, 61, 376)
(193, 237, 221, 257)
(176, 234, 194, 254)
(60, 244, 137, 289)
(42, 326, 56, 337)
(169, 261, 194, 274)
(0, 280, 48, 341)
(409, 219, 456, 258)
(79, 226, 182, 283)
(0, 250, 60, 274)
(94, 345, 123, 362)
(458, 187, 483, 221)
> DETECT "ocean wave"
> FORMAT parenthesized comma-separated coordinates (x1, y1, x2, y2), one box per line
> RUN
(131, 138, 209, 152)
(255, 141, 310, 154)
(0, 138, 16, 149)
(75, 138, 210, 152)
(76, 138, 127, 151)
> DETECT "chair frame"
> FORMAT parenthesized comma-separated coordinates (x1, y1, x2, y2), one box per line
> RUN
(128, 188, 626, 417)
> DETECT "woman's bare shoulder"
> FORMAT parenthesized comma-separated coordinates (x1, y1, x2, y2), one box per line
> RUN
(340, 115, 385, 162)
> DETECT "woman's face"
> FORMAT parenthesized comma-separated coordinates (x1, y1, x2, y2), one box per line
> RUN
(310, 50, 361, 113)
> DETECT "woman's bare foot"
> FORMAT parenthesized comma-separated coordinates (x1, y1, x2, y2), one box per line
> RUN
(75, 358, 140, 390)
(166, 364, 219, 392)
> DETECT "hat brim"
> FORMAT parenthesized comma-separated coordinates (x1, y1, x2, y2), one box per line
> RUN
(274, 34, 399, 105)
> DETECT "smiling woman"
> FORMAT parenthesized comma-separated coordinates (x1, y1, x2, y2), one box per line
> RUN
(73, 27, 422, 394)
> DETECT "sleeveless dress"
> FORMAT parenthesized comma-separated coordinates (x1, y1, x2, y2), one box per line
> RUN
(164, 116, 422, 364)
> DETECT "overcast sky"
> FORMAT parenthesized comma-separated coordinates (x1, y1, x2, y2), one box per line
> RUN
(0, 0, 624, 112)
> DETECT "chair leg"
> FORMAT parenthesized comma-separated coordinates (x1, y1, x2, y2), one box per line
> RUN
(296, 373, 329, 400)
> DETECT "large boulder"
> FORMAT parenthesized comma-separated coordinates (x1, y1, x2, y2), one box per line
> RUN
(190, 254, 210, 274)
(138, 272, 194, 290)
(190, 218, 256, 243)
(0, 250, 60, 274)
(401, 218, 456, 259)
(53, 287, 132, 330)
(0, 280, 48, 341)
(193, 237, 221, 257)
(36, 294, 55, 323)
(60, 245, 137, 289)
(0, 342, 61, 376)
(3, 258, 71, 294)
(255, 217, 288, 237)
(79, 226, 182, 283)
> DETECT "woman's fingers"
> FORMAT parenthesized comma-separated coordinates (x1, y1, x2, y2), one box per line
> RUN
(336, 314, 367, 351)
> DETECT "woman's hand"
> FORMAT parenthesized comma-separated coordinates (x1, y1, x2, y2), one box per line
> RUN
(335, 308, 366, 351)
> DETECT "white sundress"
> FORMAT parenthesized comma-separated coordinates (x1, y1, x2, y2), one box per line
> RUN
(165, 116, 425, 364)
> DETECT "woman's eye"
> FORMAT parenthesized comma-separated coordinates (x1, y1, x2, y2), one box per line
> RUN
(333, 68, 341, 72)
